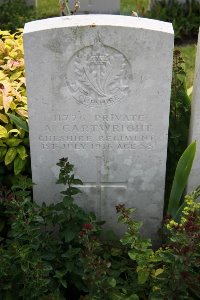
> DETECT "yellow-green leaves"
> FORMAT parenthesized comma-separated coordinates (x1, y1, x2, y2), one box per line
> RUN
(5, 138, 22, 147)
(0, 31, 29, 175)
(0, 125, 8, 138)
(0, 112, 8, 123)
(153, 268, 164, 277)
(5, 147, 17, 165)
(10, 71, 22, 81)
(17, 145, 27, 160)
(14, 155, 27, 175)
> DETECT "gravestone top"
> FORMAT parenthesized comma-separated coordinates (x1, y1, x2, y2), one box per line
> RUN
(24, 15, 174, 243)
(24, 15, 173, 34)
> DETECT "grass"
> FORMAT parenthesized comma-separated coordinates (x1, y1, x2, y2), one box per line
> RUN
(37, 0, 59, 17)
(179, 44, 197, 89)
(121, 0, 148, 15)
(37, 0, 197, 89)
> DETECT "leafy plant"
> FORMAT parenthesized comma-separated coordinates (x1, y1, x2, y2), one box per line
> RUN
(147, 0, 200, 43)
(152, 192, 200, 299)
(0, 158, 97, 299)
(165, 49, 191, 204)
(116, 198, 200, 300)
(0, 0, 36, 33)
(0, 30, 29, 180)
(167, 140, 196, 219)
(1, 157, 200, 299)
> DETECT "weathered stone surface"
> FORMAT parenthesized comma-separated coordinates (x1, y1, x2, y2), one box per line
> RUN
(24, 15, 174, 242)
(187, 30, 200, 192)
(68, 0, 120, 14)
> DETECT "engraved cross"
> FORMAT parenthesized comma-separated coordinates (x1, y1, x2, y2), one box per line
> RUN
(81, 156, 127, 219)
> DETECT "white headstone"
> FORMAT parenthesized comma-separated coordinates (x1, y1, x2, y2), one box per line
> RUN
(68, 0, 120, 14)
(24, 15, 174, 242)
(187, 30, 200, 192)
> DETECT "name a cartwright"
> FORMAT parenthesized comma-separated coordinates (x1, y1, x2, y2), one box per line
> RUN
(46, 124, 152, 133)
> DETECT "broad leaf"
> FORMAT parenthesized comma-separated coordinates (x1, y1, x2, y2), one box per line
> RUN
(167, 141, 196, 218)
(5, 138, 22, 147)
(0, 125, 8, 138)
(17, 145, 27, 160)
(69, 187, 82, 195)
(0, 113, 8, 123)
(14, 155, 27, 175)
(7, 113, 29, 132)
(137, 267, 150, 285)
(5, 147, 17, 165)
(0, 147, 7, 161)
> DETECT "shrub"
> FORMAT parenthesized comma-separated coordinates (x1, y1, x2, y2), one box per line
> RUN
(0, 158, 99, 299)
(0, 157, 200, 299)
(147, 0, 200, 43)
(0, 30, 29, 182)
(0, 0, 36, 33)
(165, 49, 191, 203)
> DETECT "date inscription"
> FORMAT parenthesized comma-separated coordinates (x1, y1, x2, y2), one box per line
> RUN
(39, 113, 154, 151)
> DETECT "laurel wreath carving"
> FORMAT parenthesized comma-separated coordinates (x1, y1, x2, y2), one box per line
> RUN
(73, 50, 129, 98)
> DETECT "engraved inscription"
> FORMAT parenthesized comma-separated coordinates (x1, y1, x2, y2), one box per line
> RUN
(39, 113, 154, 151)
(66, 36, 132, 107)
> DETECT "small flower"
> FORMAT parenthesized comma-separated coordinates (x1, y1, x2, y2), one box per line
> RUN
(79, 231, 85, 237)
(83, 223, 93, 230)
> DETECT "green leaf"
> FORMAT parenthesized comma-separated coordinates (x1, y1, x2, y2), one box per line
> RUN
(7, 113, 29, 132)
(60, 279, 67, 288)
(154, 268, 164, 277)
(10, 71, 22, 81)
(5, 148, 17, 165)
(5, 138, 22, 147)
(0, 147, 7, 161)
(0, 140, 6, 147)
(137, 268, 150, 284)
(69, 187, 82, 195)
(167, 141, 196, 218)
(0, 113, 8, 123)
(108, 278, 116, 287)
(0, 125, 8, 138)
(128, 250, 137, 261)
(41, 253, 56, 261)
(17, 145, 27, 160)
(14, 156, 27, 175)
(64, 230, 76, 242)
(127, 295, 139, 300)
(72, 178, 83, 185)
